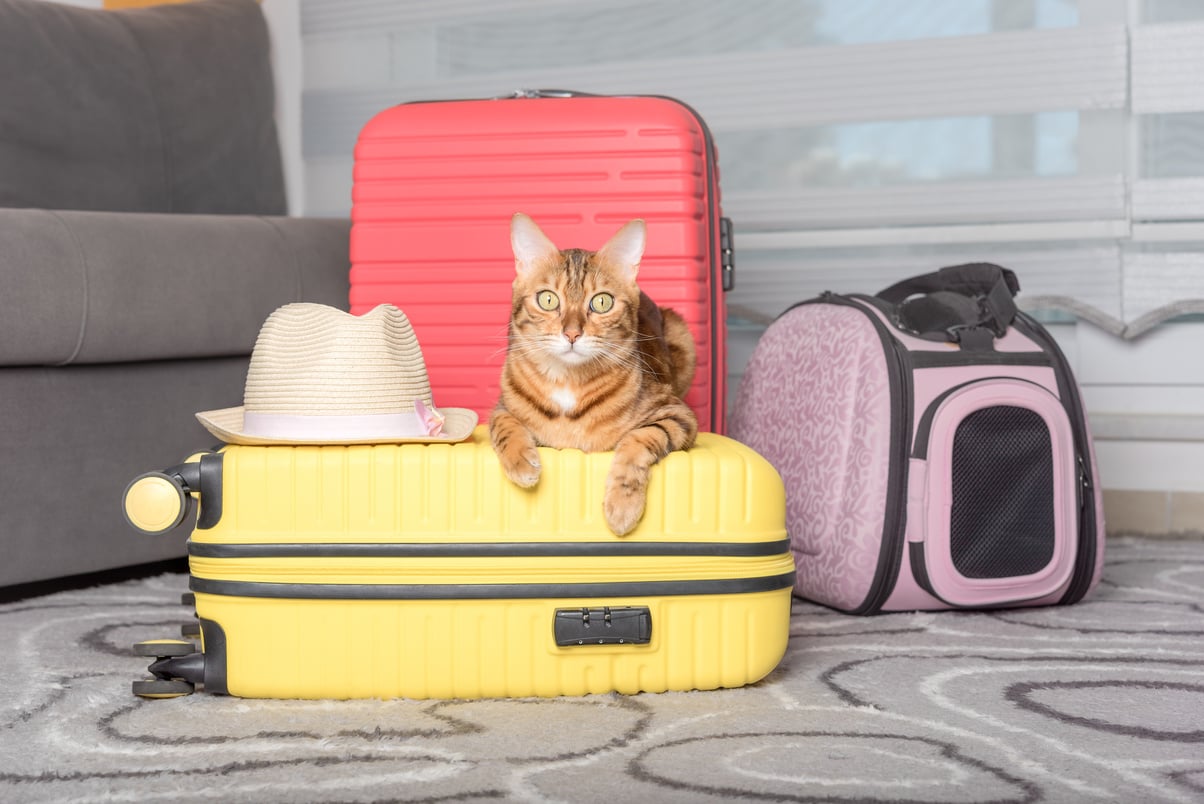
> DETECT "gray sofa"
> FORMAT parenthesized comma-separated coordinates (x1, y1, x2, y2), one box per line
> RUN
(0, 0, 351, 590)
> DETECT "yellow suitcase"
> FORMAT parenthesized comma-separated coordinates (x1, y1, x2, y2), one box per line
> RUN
(124, 427, 793, 700)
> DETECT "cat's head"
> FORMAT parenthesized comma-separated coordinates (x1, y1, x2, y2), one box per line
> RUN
(508, 213, 644, 372)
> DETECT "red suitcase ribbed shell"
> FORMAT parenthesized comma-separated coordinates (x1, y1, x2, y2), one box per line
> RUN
(349, 94, 728, 433)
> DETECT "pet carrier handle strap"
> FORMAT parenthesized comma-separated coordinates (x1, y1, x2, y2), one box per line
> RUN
(877, 263, 1020, 340)
(877, 263, 1019, 309)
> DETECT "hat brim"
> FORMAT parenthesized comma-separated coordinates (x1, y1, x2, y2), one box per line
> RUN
(195, 406, 479, 446)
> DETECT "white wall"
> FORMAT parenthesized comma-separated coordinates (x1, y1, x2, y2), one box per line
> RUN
(1050, 320, 1204, 493)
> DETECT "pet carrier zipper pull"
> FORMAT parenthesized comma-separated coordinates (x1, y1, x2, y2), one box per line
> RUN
(1077, 454, 1091, 510)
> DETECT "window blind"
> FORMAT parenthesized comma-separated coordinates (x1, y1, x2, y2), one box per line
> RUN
(300, 0, 1204, 339)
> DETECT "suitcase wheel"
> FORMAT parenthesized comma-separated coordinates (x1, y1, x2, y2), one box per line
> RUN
(132, 678, 194, 699)
(123, 472, 190, 535)
(132, 639, 205, 698)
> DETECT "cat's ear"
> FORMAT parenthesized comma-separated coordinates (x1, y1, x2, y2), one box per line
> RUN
(511, 213, 560, 278)
(596, 219, 645, 283)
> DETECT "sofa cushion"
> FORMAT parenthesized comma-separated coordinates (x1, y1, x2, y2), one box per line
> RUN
(0, 209, 350, 366)
(0, 0, 285, 215)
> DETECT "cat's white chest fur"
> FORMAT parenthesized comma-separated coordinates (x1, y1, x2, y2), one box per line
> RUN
(550, 387, 577, 413)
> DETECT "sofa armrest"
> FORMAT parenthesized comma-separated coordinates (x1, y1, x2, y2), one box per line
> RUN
(0, 209, 350, 366)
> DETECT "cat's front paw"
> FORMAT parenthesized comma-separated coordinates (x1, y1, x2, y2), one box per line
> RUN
(495, 438, 541, 488)
(501, 446, 541, 488)
(490, 414, 542, 488)
(604, 464, 649, 536)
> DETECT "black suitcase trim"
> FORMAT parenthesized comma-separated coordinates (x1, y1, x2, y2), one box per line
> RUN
(189, 572, 797, 601)
(187, 539, 791, 560)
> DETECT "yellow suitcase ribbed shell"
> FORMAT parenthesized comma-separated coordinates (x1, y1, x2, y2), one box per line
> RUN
(136, 427, 793, 700)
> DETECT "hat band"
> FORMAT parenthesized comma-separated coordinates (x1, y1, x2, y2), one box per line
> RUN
(242, 409, 444, 440)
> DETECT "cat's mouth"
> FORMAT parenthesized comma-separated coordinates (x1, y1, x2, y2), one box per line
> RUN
(557, 344, 593, 365)
(552, 334, 599, 366)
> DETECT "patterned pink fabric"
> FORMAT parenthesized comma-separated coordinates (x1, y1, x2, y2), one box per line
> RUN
(731, 305, 892, 611)
(732, 297, 1106, 614)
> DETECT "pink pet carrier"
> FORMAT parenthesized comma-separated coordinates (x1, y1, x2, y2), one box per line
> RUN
(730, 264, 1105, 614)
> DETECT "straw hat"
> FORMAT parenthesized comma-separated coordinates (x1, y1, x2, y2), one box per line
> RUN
(195, 303, 477, 445)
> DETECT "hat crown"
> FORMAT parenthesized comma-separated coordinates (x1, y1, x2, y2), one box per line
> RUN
(242, 303, 433, 416)
(195, 302, 478, 445)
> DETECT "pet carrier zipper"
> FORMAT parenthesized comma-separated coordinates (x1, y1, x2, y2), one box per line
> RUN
(1079, 451, 1092, 510)
(803, 292, 912, 614)
(910, 376, 1058, 460)
(1011, 312, 1098, 604)
(908, 351, 1053, 369)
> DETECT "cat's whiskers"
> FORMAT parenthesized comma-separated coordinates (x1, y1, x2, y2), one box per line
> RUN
(591, 341, 644, 373)
(507, 334, 560, 355)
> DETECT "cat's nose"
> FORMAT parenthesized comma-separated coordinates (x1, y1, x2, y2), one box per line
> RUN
(564, 328, 582, 344)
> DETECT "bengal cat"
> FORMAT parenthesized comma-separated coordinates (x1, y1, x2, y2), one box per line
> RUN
(489, 213, 698, 536)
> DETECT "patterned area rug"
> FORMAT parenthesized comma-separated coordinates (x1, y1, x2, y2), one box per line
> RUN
(1, 535, 1201, 803)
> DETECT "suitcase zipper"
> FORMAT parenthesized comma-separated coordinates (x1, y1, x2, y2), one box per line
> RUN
(189, 538, 791, 559)
(189, 573, 797, 601)
(187, 552, 797, 601)
(188, 553, 795, 583)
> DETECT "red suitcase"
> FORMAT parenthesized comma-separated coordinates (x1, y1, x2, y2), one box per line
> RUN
(349, 91, 732, 433)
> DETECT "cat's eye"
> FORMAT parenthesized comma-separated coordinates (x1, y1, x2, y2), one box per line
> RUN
(536, 290, 560, 311)
(589, 293, 615, 314)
